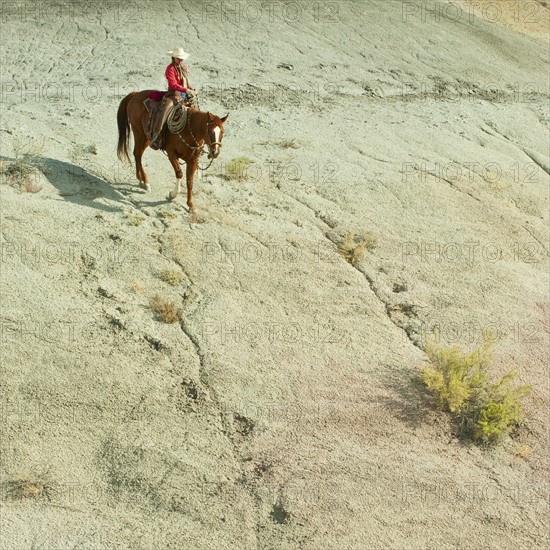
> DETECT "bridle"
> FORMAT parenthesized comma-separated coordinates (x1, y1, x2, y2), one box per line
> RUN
(174, 109, 222, 171)
(204, 123, 223, 152)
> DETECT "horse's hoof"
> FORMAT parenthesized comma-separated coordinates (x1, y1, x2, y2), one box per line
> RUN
(167, 191, 178, 201)
(139, 182, 150, 191)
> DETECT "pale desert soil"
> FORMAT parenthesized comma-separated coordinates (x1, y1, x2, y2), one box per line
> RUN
(0, 1, 548, 549)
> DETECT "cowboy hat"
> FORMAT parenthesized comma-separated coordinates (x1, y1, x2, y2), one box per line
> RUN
(167, 47, 190, 60)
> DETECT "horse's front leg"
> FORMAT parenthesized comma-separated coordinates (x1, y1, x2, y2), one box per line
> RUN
(185, 155, 199, 212)
(167, 152, 183, 202)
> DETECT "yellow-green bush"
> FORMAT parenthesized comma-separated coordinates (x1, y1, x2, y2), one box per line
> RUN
(225, 156, 254, 181)
(421, 339, 530, 444)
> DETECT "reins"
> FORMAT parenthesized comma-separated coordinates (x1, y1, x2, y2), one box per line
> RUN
(163, 101, 218, 171)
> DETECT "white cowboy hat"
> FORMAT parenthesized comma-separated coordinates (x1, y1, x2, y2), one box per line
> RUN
(167, 47, 190, 60)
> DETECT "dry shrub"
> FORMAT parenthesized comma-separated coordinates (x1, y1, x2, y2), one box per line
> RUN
(21, 177, 43, 193)
(281, 139, 299, 149)
(131, 280, 145, 293)
(514, 444, 532, 460)
(158, 209, 178, 219)
(4, 473, 53, 502)
(338, 231, 377, 265)
(1, 139, 45, 190)
(159, 268, 184, 286)
(150, 294, 182, 323)
(125, 210, 146, 226)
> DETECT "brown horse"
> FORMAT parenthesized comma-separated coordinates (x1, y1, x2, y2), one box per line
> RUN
(117, 90, 228, 211)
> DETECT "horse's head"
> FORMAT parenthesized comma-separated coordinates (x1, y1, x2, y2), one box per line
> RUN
(205, 112, 228, 159)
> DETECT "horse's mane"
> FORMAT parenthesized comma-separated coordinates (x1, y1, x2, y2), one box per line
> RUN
(188, 109, 208, 134)
(187, 109, 223, 140)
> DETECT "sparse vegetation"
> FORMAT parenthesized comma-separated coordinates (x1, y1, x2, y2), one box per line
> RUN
(3, 472, 54, 502)
(390, 302, 416, 318)
(158, 208, 178, 219)
(159, 268, 185, 286)
(514, 443, 532, 460)
(21, 177, 43, 193)
(338, 231, 377, 265)
(127, 70, 148, 76)
(150, 294, 182, 323)
(225, 156, 255, 181)
(131, 280, 145, 293)
(69, 143, 97, 161)
(281, 138, 299, 149)
(125, 210, 146, 226)
(1, 138, 45, 192)
(421, 339, 531, 445)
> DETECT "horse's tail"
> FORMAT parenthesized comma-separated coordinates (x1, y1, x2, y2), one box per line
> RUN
(117, 92, 135, 163)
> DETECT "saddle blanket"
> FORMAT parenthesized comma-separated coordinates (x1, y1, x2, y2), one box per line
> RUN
(148, 90, 167, 101)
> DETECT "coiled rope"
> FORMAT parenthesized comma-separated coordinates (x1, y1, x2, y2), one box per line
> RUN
(166, 102, 188, 134)
(164, 97, 214, 171)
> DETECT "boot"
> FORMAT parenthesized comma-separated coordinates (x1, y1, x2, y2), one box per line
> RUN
(150, 97, 176, 150)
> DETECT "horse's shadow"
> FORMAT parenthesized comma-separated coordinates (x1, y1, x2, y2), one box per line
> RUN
(1, 155, 167, 212)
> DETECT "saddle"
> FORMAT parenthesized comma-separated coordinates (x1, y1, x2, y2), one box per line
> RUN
(144, 91, 193, 150)
(143, 93, 166, 118)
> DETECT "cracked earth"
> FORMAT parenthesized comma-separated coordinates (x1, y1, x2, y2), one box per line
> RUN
(0, 1, 549, 549)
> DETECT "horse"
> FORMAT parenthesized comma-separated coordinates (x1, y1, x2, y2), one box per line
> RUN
(116, 90, 228, 211)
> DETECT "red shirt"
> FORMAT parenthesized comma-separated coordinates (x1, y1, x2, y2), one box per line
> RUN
(165, 63, 192, 92)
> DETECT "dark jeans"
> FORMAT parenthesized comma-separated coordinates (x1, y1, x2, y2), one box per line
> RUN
(151, 92, 179, 142)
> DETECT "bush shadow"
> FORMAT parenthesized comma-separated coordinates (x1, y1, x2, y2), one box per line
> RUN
(375, 363, 442, 431)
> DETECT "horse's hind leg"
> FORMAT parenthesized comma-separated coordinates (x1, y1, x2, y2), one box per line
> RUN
(133, 132, 150, 191)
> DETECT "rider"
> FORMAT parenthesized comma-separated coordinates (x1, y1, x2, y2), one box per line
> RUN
(150, 47, 195, 149)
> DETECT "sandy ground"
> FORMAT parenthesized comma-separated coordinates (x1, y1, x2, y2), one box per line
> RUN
(0, 1, 549, 548)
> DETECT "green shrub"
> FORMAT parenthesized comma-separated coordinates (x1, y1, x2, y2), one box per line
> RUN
(225, 156, 254, 181)
(422, 340, 491, 413)
(421, 339, 530, 444)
